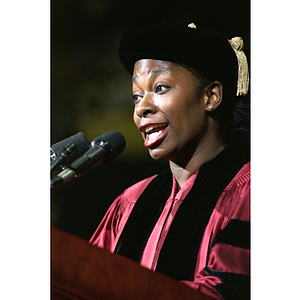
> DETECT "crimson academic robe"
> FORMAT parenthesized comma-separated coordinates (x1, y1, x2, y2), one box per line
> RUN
(90, 147, 250, 300)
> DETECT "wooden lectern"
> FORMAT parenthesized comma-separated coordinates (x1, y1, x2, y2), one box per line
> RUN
(51, 227, 215, 300)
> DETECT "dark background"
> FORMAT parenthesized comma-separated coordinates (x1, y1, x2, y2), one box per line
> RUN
(51, 0, 250, 240)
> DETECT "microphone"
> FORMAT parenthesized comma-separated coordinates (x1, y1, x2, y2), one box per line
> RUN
(51, 130, 126, 188)
(50, 132, 90, 173)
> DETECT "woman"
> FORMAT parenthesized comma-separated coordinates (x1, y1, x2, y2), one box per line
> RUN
(90, 22, 250, 300)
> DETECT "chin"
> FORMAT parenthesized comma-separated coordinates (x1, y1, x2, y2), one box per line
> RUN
(149, 148, 173, 162)
(148, 149, 165, 161)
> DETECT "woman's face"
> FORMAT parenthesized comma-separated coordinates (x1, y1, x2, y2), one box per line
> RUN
(132, 59, 210, 164)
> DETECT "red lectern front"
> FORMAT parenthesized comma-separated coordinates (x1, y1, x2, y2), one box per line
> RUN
(51, 227, 215, 300)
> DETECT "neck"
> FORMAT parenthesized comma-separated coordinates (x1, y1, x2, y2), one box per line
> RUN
(169, 136, 226, 189)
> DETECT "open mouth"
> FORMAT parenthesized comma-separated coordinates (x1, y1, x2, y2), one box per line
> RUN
(140, 123, 169, 148)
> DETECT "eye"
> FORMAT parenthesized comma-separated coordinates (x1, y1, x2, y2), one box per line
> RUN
(132, 93, 143, 103)
(155, 84, 170, 93)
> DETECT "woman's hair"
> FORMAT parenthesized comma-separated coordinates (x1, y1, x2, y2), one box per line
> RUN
(178, 63, 237, 141)
(177, 63, 210, 97)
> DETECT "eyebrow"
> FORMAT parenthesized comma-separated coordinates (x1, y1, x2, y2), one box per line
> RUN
(132, 68, 170, 83)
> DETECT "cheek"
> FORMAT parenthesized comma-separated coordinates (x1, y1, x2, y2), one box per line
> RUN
(167, 98, 202, 123)
(133, 109, 139, 127)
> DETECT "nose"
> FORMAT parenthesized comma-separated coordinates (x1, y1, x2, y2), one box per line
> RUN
(135, 94, 157, 118)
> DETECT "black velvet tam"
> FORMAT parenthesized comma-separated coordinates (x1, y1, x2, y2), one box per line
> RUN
(118, 21, 238, 91)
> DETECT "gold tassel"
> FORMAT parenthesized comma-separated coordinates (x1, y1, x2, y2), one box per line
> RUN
(229, 37, 249, 96)
(187, 24, 249, 96)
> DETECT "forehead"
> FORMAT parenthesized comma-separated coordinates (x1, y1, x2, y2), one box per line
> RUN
(132, 59, 185, 83)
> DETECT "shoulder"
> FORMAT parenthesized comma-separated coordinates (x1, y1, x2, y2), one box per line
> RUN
(224, 161, 251, 192)
(225, 161, 250, 192)
(216, 161, 250, 221)
(121, 175, 158, 200)
(90, 174, 159, 245)
(114, 175, 158, 210)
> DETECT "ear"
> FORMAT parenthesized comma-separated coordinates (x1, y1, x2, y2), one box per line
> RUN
(204, 81, 223, 112)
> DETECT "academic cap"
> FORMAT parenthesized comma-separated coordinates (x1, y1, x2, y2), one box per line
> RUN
(118, 21, 248, 96)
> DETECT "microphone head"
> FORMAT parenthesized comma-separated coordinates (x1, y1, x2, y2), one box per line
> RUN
(91, 130, 126, 163)
(51, 132, 90, 160)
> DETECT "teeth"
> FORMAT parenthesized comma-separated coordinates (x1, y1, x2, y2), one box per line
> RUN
(144, 124, 165, 134)
(145, 126, 155, 134)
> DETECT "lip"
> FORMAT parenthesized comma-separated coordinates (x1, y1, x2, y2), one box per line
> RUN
(139, 123, 169, 148)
